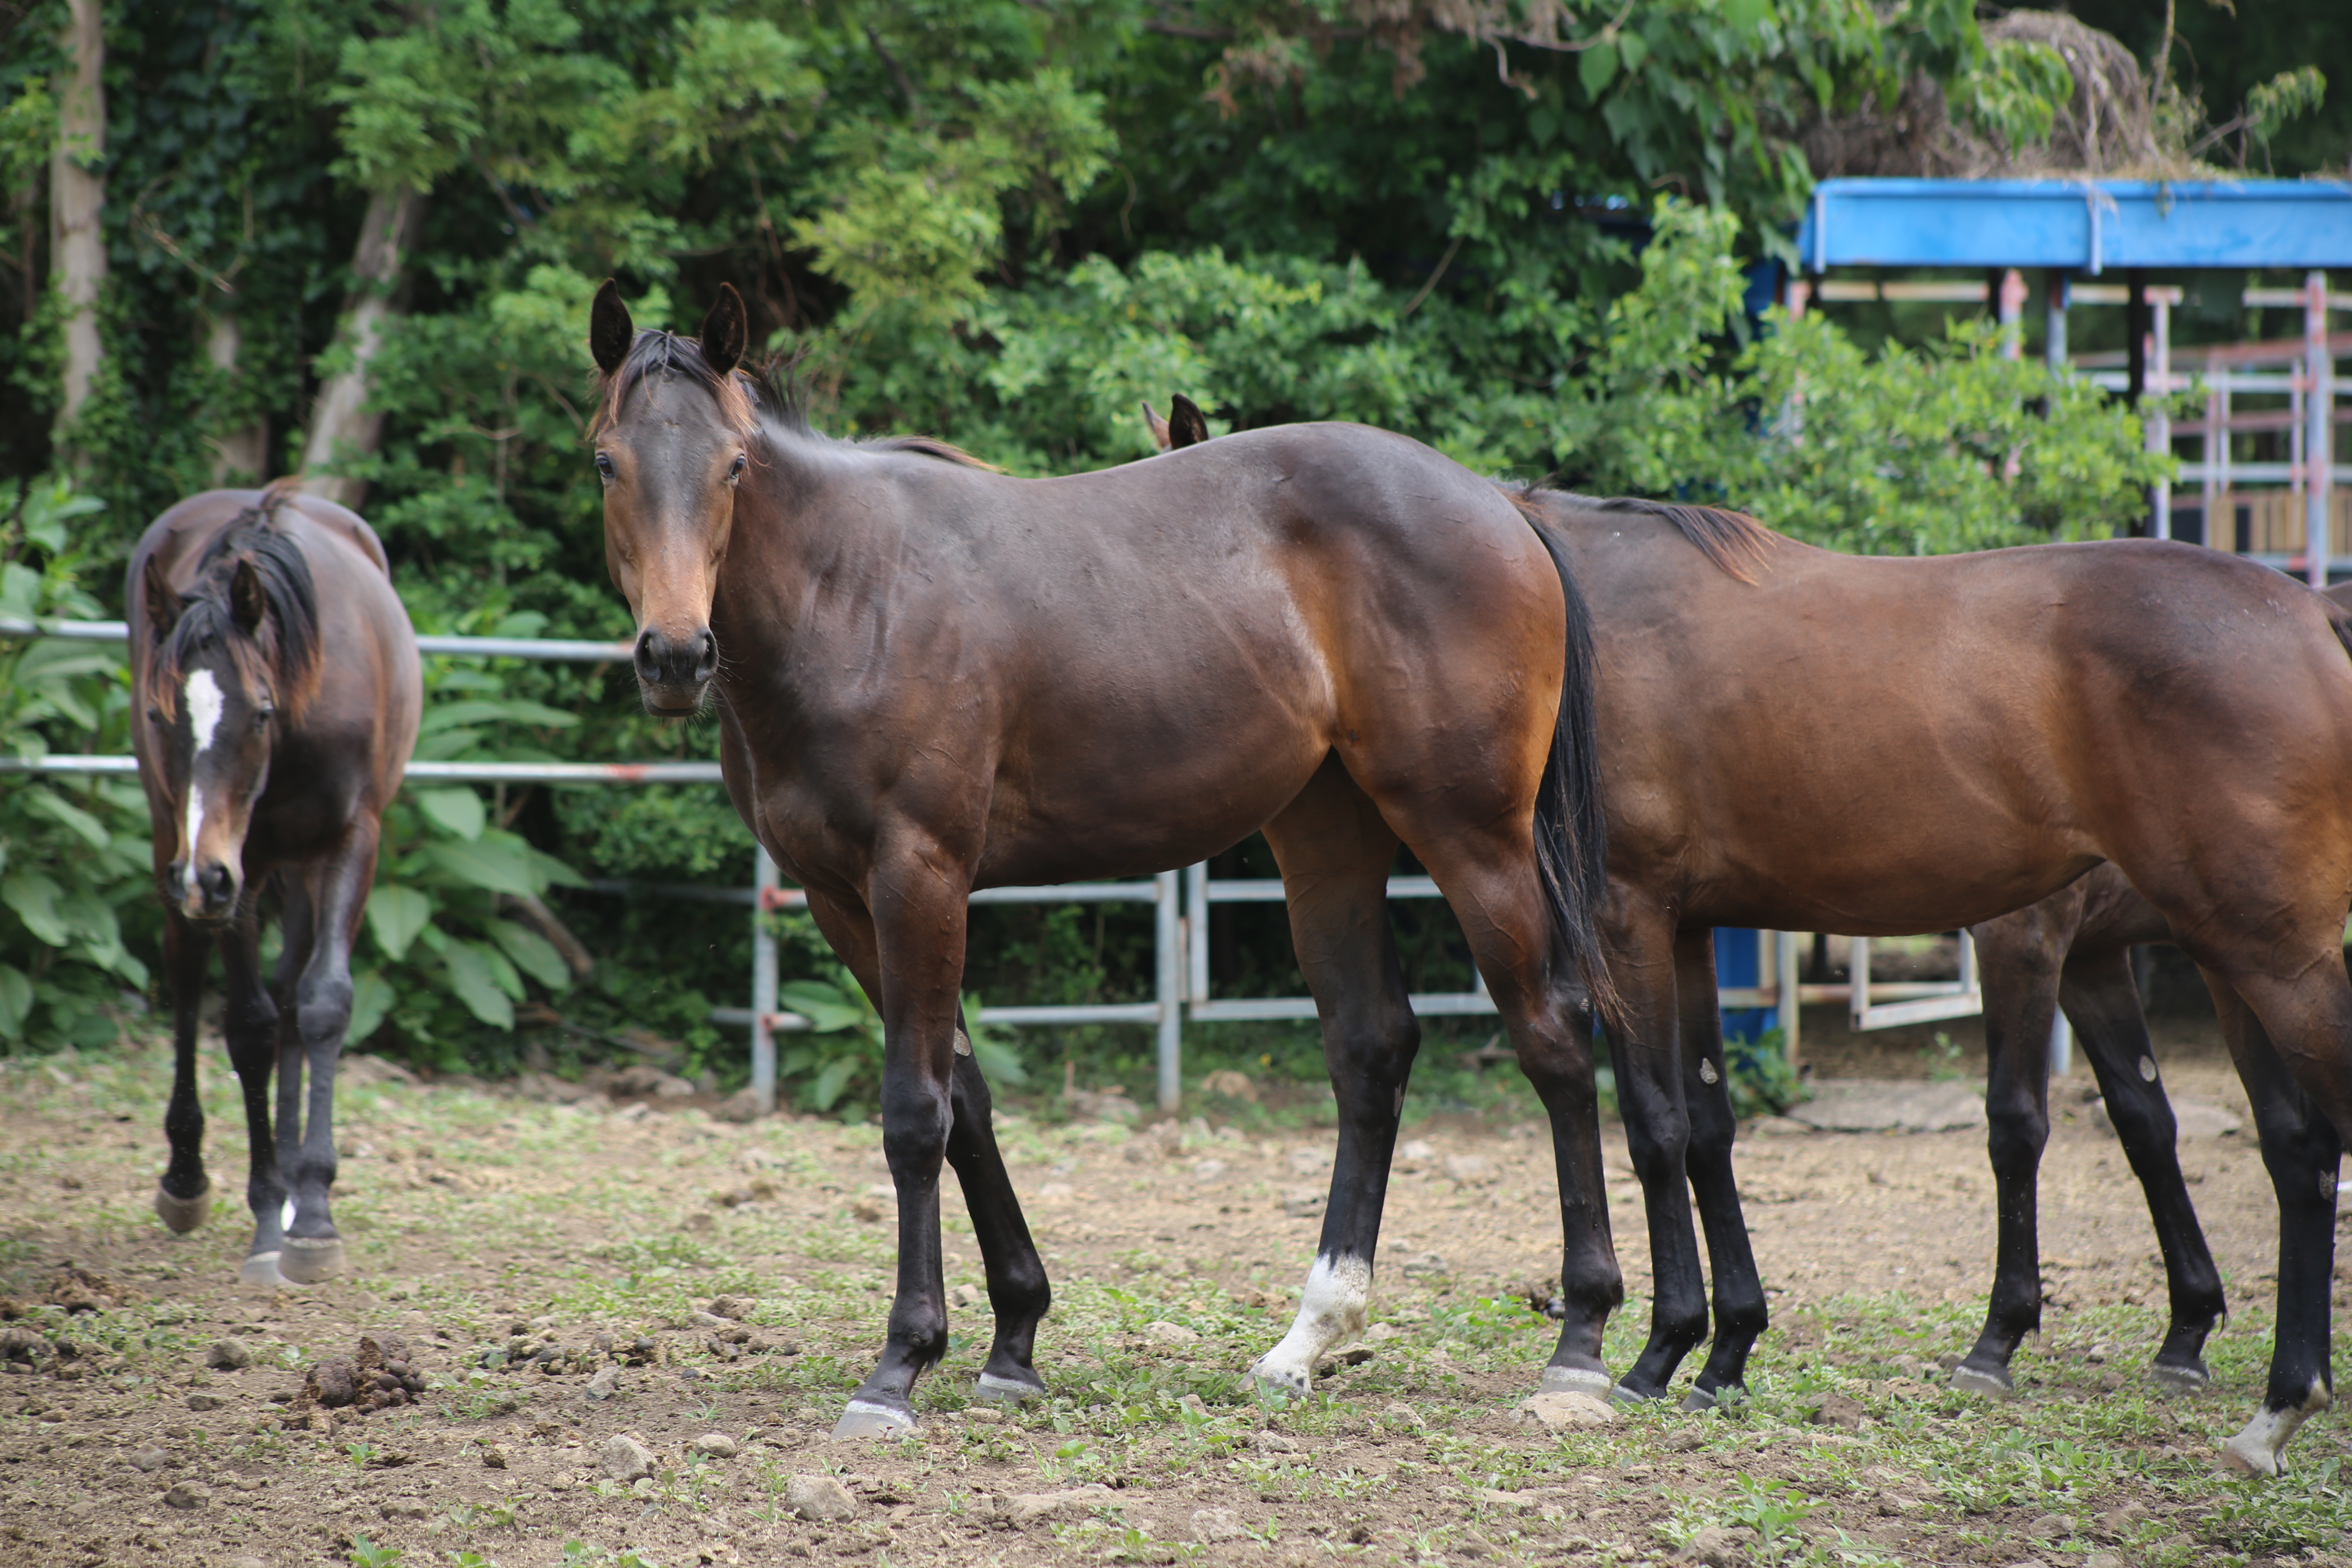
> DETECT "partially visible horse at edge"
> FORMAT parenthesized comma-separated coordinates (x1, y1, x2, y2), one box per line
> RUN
(586, 281, 1626, 1437)
(130, 481, 420, 1287)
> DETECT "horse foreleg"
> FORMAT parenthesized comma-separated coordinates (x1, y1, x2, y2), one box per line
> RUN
(944, 1022, 1052, 1403)
(1676, 930, 1766, 1408)
(1251, 776, 1416, 1398)
(808, 870, 965, 1440)
(154, 914, 215, 1234)
(277, 831, 373, 1284)
(2066, 947, 2223, 1390)
(217, 908, 288, 1285)
(2204, 970, 2341, 1477)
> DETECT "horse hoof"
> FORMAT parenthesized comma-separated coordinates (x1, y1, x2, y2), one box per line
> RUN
(1248, 1358, 1311, 1401)
(1949, 1363, 2016, 1399)
(154, 1183, 210, 1234)
(239, 1252, 288, 1290)
(1608, 1383, 1661, 1408)
(1682, 1382, 1744, 1412)
(278, 1236, 345, 1284)
(2218, 1433, 2285, 1478)
(1538, 1365, 1613, 1400)
(830, 1399, 915, 1441)
(2149, 1361, 2211, 1393)
(975, 1370, 1045, 1405)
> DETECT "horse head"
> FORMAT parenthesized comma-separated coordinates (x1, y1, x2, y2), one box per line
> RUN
(140, 513, 317, 924)
(589, 280, 752, 717)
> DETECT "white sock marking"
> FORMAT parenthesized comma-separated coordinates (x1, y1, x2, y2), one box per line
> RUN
(2221, 1376, 2332, 1475)
(1252, 1252, 1370, 1392)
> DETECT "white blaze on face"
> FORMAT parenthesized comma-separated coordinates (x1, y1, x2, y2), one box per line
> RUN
(1250, 1252, 1372, 1395)
(180, 668, 225, 900)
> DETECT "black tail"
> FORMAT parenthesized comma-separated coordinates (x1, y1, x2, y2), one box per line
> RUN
(1522, 512, 1621, 1029)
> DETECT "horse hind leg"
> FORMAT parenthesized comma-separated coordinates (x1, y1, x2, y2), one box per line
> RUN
(1677, 930, 1767, 1408)
(2200, 968, 2341, 1477)
(1249, 768, 1418, 1398)
(1403, 823, 1624, 1401)
(1953, 900, 2071, 1398)
(2065, 949, 2225, 1390)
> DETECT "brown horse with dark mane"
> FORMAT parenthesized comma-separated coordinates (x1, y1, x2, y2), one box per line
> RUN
(129, 481, 419, 1286)
(585, 283, 1621, 1436)
(1515, 490, 2352, 1476)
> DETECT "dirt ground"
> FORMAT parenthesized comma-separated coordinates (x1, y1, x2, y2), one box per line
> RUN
(0, 1011, 2346, 1568)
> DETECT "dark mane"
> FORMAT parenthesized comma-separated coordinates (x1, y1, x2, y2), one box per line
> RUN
(148, 480, 323, 721)
(600, 336, 997, 470)
(1508, 484, 1777, 585)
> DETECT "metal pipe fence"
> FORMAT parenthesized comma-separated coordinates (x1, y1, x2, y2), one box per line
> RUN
(4, 618, 1963, 1114)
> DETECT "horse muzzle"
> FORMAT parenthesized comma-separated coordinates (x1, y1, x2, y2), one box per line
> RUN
(635, 625, 717, 716)
(169, 860, 241, 924)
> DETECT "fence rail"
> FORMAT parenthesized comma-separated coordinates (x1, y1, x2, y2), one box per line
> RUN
(4, 617, 1910, 1114)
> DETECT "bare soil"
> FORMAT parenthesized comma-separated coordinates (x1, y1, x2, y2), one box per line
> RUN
(0, 1014, 2343, 1568)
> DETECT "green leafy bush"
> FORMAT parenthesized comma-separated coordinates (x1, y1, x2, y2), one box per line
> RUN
(0, 477, 155, 1049)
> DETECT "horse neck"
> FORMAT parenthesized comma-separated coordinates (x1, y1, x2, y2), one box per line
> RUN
(708, 437, 846, 689)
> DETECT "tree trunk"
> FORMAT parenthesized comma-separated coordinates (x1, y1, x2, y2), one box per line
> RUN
(299, 187, 427, 510)
(205, 312, 269, 484)
(49, 0, 106, 455)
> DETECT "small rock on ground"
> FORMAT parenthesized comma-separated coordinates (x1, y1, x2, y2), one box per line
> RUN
(381, 1497, 430, 1519)
(1006, 1485, 1114, 1527)
(1142, 1321, 1199, 1345)
(585, 1365, 620, 1401)
(205, 1338, 254, 1370)
(127, 1446, 170, 1473)
(185, 1392, 225, 1412)
(601, 1434, 657, 1483)
(689, 1432, 738, 1458)
(1191, 1506, 1248, 1541)
(163, 1481, 211, 1510)
(1515, 1392, 1617, 1430)
(1809, 1393, 1866, 1431)
(1683, 1524, 1754, 1566)
(786, 1473, 857, 1519)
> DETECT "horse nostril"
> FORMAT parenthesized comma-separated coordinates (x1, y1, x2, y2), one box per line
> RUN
(693, 631, 717, 681)
(634, 628, 662, 683)
(197, 863, 235, 908)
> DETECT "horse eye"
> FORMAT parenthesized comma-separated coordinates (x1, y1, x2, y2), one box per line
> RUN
(146, 707, 164, 726)
(729, 453, 748, 480)
(256, 705, 276, 726)
(595, 452, 616, 482)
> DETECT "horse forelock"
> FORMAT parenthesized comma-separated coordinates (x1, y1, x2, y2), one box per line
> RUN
(595, 328, 760, 440)
(146, 506, 323, 724)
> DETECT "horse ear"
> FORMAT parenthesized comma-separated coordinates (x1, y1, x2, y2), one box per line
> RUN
(1141, 400, 1171, 452)
(229, 557, 267, 634)
(699, 283, 748, 377)
(590, 279, 634, 376)
(142, 554, 182, 636)
(1168, 393, 1209, 450)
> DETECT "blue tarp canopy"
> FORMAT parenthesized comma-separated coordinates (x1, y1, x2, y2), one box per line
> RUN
(1795, 178, 2352, 274)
